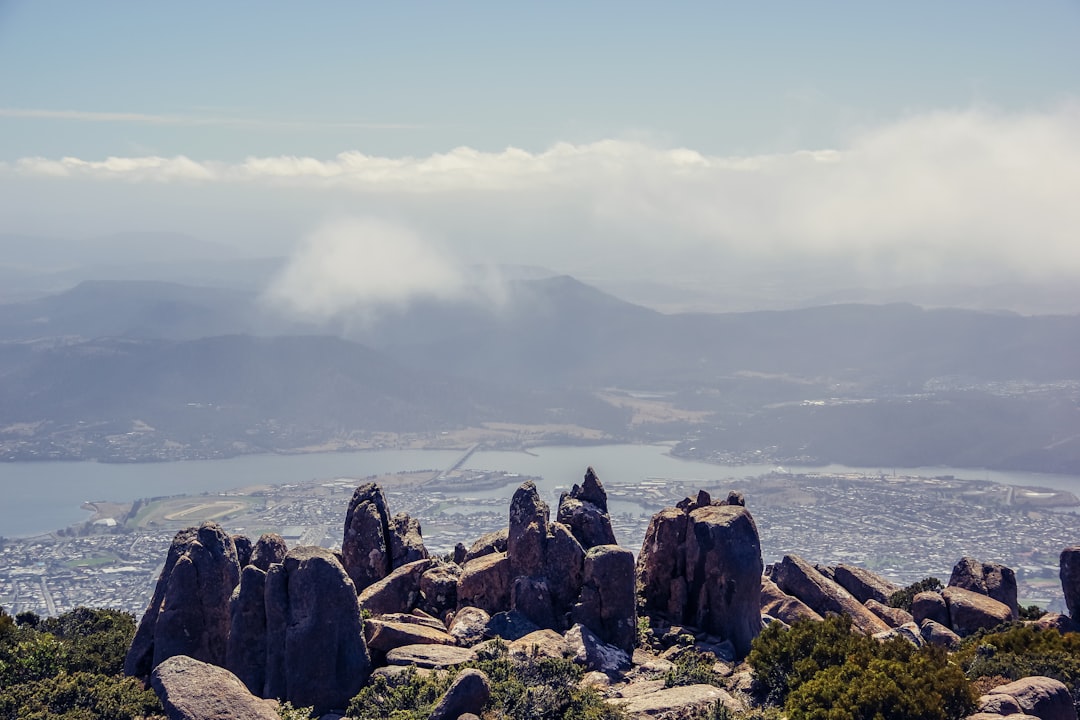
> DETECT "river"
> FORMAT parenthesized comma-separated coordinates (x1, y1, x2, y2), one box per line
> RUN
(3, 444, 1080, 538)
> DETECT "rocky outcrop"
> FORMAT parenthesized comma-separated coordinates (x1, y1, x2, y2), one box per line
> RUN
(250, 533, 287, 571)
(385, 644, 478, 669)
(864, 598, 913, 629)
(566, 622, 631, 673)
(1061, 547, 1080, 619)
(502, 481, 586, 630)
(232, 535, 253, 569)
(982, 676, 1078, 720)
(610, 684, 742, 718)
(448, 606, 490, 646)
(770, 554, 889, 636)
(125, 523, 241, 678)
(457, 552, 512, 615)
(420, 562, 462, 617)
(341, 483, 428, 593)
(358, 558, 437, 617)
(911, 591, 950, 627)
(557, 467, 617, 550)
(572, 544, 637, 653)
(151, 655, 279, 720)
(833, 564, 900, 605)
(464, 528, 508, 562)
(920, 619, 961, 650)
(226, 565, 268, 694)
(760, 577, 823, 625)
(365, 618, 456, 653)
(429, 668, 492, 720)
(942, 586, 1013, 636)
(637, 492, 764, 657)
(949, 557, 1018, 620)
(265, 546, 370, 715)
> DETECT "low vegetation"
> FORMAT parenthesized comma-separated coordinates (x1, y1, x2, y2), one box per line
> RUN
(888, 576, 944, 612)
(0, 605, 161, 720)
(748, 615, 975, 720)
(958, 623, 1080, 708)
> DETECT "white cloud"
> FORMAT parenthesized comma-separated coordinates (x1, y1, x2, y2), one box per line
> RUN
(6, 105, 1080, 287)
(262, 217, 473, 318)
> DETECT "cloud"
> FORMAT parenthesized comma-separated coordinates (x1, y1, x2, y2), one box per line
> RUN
(262, 217, 474, 319)
(7, 105, 1080, 287)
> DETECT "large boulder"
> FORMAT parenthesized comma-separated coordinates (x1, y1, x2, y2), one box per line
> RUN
(557, 467, 617, 550)
(448, 606, 491, 647)
(911, 591, 950, 628)
(125, 523, 241, 677)
(833, 564, 900, 605)
(365, 618, 456, 653)
(508, 481, 550, 579)
(770, 554, 889, 636)
(457, 552, 512, 615)
(983, 676, 1078, 720)
(572, 545, 637, 653)
(358, 558, 437, 616)
(429, 668, 492, 720)
(949, 557, 1019, 620)
(919, 619, 961, 650)
(385, 644, 478, 669)
(226, 565, 268, 695)
(864, 598, 913, 629)
(250, 533, 287, 571)
(637, 495, 764, 657)
(942, 586, 1013, 636)
(264, 546, 370, 715)
(341, 482, 428, 593)
(464, 528, 508, 562)
(760, 577, 823, 625)
(151, 655, 279, 720)
(420, 562, 462, 617)
(1061, 547, 1080, 619)
(565, 623, 631, 674)
(609, 684, 741, 718)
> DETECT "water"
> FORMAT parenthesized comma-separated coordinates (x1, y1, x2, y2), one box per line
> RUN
(3, 444, 1080, 538)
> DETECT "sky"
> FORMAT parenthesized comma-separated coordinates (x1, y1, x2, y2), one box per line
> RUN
(1, 1, 1078, 309)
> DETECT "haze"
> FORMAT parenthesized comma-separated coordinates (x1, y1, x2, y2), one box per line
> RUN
(1, 2, 1078, 312)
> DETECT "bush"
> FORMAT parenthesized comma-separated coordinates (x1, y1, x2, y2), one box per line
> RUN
(785, 639, 974, 720)
(665, 648, 723, 688)
(958, 624, 1080, 707)
(747, 614, 871, 705)
(888, 577, 943, 612)
(347, 647, 626, 720)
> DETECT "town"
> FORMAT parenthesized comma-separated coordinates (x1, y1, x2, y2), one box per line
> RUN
(1, 466, 1076, 618)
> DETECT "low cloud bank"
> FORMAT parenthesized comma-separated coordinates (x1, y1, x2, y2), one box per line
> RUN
(7, 105, 1080, 288)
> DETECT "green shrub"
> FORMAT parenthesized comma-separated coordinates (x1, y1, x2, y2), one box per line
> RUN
(747, 614, 872, 705)
(958, 624, 1080, 706)
(665, 648, 723, 688)
(1019, 604, 1047, 620)
(346, 648, 627, 720)
(888, 577, 943, 612)
(785, 639, 974, 720)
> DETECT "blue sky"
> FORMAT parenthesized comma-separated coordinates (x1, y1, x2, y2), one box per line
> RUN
(2, 2, 1076, 159)
(1, 2, 1078, 304)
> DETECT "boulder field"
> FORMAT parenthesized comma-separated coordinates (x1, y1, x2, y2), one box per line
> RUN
(126, 466, 1080, 720)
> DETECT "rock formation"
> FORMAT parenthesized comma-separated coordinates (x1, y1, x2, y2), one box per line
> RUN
(832, 564, 900, 605)
(226, 565, 268, 694)
(911, 591, 950, 628)
(557, 466, 617, 550)
(341, 482, 428, 593)
(151, 655, 279, 720)
(760, 577, 823, 625)
(572, 544, 637, 653)
(979, 676, 1078, 720)
(942, 585, 1012, 636)
(250, 533, 287, 571)
(769, 554, 890, 636)
(502, 481, 585, 630)
(1061, 547, 1080, 619)
(637, 491, 764, 657)
(429, 668, 492, 720)
(949, 556, 1019, 620)
(125, 523, 241, 678)
(264, 546, 371, 714)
